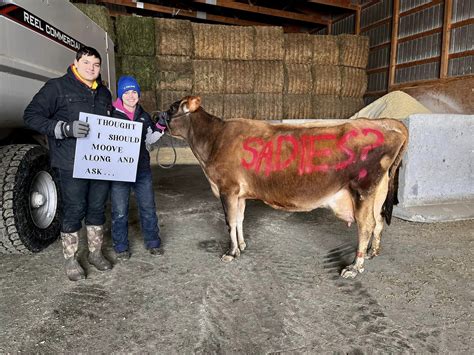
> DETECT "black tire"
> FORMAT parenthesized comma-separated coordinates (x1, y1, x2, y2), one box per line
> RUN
(0, 144, 61, 254)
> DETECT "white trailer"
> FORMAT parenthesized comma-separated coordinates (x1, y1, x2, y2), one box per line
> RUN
(0, 0, 115, 253)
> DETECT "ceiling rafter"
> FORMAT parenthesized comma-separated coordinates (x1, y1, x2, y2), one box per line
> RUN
(307, 0, 359, 11)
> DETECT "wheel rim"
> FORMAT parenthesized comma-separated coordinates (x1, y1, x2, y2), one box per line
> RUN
(29, 171, 58, 229)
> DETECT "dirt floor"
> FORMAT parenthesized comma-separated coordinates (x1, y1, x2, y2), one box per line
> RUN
(0, 165, 472, 353)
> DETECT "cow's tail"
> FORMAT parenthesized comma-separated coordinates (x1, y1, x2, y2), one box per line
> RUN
(382, 132, 408, 225)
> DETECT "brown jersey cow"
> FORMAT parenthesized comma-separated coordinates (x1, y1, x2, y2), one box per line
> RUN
(166, 96, 408, 278)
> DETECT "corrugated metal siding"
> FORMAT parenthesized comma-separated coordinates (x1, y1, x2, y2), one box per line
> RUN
(363, 21, 392, 47)
(332, 14, 355, 34)
(316, 28, 328, 35)
(448, 55, 474, 76)
(400, 0, 432, 13)
(368, 71, 388, 91)
(452, 0, 474, 22)
(361, 0, 393, 28)
(450, 23, 474, 53)
(368, 46, 390, 68)
(395, 61, 440, 82)
(398, 3, 444, 38)
(397, 32, 442, 63)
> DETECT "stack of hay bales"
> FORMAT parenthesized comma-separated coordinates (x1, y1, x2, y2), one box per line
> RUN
(115, 16, 157, 112)
(73, 4, 115, 44)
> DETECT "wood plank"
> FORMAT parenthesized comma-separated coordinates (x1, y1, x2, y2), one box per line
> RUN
(394, 56, 440, 69)
(451, 18, 474, 29)
(367, 67, 390, 74)
(440, 0, 453, 79)
(399, 0, 443, 17)
(397, 28, 443, 43)
(307, 0, 359, 11)
(192, 0, 330, 25)
(100, 0, 263, 26)
(355, 6, 361, 35)
(449, 49, 474, 59)
(360, 17, 391, 33)
(389, 0, 400, 86)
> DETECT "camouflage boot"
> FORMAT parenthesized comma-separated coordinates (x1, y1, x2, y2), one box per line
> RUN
(86, 225, 112, 271)
(61, 231, 86, 281)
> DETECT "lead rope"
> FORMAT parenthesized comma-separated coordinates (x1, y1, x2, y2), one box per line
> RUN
(151, 111, 176, 169)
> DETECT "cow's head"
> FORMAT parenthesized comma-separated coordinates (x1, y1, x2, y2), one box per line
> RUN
(166, 96, 201, 138)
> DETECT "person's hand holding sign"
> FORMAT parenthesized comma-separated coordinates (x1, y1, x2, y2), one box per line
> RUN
(61, 120, 90, 138)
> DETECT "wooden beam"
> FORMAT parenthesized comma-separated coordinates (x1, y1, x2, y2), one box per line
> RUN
(399, 0, 443, 16)
(388, 0, 400, 87)
(449, 49, 474, 59)
(192, 0, 330, 25)
(440, 0, 453, 79)
(355, 6, 361, 34)
(100, 0, 263, 26)
(307, 0, 359, 11)
(397, 27, 443, 44)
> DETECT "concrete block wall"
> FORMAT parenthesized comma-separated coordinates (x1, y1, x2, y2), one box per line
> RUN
(394, 114, 474, 222)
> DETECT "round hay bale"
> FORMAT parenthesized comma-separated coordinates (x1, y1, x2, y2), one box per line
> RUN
(284, 33, 313, 63)
(192, 23, 225, 59)
(313, 35, 339, 65)
(254, 26, 284, 60)
(192, 60, 225, 94)
(338, 34, 369, 68)
(340, 97, 364, 118)
(139, 90, 157, 113)
(224, 61, 255, 94)
(253, 61, 284, 93)
(284, 63, 313, 94)
(116, 16, 155, 56)
(223, 26, 254, 60)
(118, 55, 156, 91)
(340, 67, 367, 97)
(223, 94, 255, 119)
(283, 94, 313, 119)
(156, 90, 190, 111)
(155, 18, 194, 56)
(198, 94, 224, 118)
(74, 4, 115, 44)
(312, 95, 342, 119)
(156, 55, 192, 91)
(312, 65, 342, 95)
(255, 93, 283, 120)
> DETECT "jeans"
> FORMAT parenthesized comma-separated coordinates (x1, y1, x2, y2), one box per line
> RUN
(55, 169, 110, 233)
(111, 169, 161, 252)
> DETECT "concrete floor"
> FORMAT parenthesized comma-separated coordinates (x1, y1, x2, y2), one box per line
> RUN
(0, 165, 472, 353)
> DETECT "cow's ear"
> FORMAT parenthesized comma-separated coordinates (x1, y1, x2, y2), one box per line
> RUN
(188, 96, 201, 112)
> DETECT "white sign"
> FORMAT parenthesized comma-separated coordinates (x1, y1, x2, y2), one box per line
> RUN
(73, 112, 142, 182)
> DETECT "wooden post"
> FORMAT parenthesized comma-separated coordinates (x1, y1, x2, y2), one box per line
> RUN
(440, 0, 453, 78)
(355, 5, 361, 34)
(388, 0, 400, 88)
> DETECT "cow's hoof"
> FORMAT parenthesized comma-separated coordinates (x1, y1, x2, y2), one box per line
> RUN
(340, 265, 364, 279)
(221, 254, 235, 263)
(239, 242, 247, 251)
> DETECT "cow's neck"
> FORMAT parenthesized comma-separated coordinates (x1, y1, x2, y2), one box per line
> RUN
(187, 110, 224, 164)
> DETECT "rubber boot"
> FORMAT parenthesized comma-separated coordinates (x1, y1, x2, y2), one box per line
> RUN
(86, 225, 112, 271)
(61, 231, 86, 281)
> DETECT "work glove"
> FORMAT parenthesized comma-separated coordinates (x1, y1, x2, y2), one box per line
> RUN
(61, 120, 90, 138)
(145, 126, 164, 152)
(155, 111, 169, 132)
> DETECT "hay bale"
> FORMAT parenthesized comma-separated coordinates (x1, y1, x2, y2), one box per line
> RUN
(338, 34, 369, 68)
(223, 26, 254, 60)
(155, 18, 193, 56)
(192, 23, 225, 59)
(284, 63, 313, 94)
(198, 94, 224, 118)
(192, 60, 225, 93)
(118, 55, 156, 91)
(156, 55, 192, 91)
(156, 90, 189, 111)
(254, 61, 284, 93)
(312, 95, 342, 119)
(139, 90, 157, 113)
(116, 16, 155, 56)
(340, 97, 364, 118)
(312, 65, 342, 95)
(340, 66, 367, 97)
(255, 93, 283, 120)
(284, 33, 313, 63)
(74, 4, 115, 44)
(115, 54, 122, 78)
(223, 94, 255, 119)
(224, 61, 255, 94)
(283, 94, 313, 119)
(313, 35, 339, 65)
(254, 26, 284, 60)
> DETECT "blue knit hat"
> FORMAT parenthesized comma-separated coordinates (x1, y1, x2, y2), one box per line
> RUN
(117, 75, 141, 99)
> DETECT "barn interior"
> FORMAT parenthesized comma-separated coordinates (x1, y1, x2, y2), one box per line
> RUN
(1, 0, 473, 353)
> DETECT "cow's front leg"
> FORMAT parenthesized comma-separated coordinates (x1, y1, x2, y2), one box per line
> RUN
(220, 194, 239, 262)
(236, 198, 247, 251)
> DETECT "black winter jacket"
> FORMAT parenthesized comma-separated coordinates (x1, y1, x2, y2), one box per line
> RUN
(111, 104, 158, 172)
(23, 66, 113, 170)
